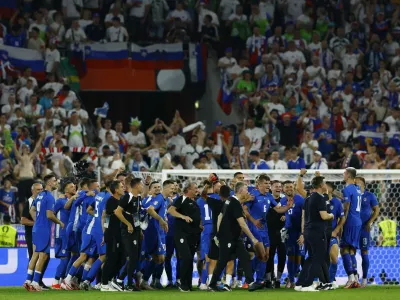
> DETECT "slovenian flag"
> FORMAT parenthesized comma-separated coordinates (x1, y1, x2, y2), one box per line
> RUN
(94, 102, 109, 118)
(217, 72, 234, 115)
(84, 42, 129, 68)
(0, 44, 45, 79)
(131, 43, 184, 69)
(189, 43, 207, 82)
(0, 0, 17, 19)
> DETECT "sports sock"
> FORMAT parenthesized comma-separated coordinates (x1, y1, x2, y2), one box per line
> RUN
(361, 254, 369, 279)
(86, 259, 102, 282)
(342, 253, 353, 276)
(329, 263, 338, 283)
(55, 259, 69, 280)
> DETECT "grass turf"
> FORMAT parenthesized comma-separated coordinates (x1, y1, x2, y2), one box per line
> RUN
(1, 286, 400, 300)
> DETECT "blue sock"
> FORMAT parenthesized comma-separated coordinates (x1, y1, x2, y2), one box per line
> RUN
(82, 265, 91, 281)
(69, 265, 78, 277)
(26, 269, 34, 281)
(201, 264, 208, 284)
(143, 260, 156, 281)
(141, 260, 149, 273)
(329, 263, 338, 283)
(33, 271, 41, 283)
(77, 265, 84, 279)
(251, 257, 257, 273)
(87, 259, 102, 281)
(55, 259, 68, 280)
(66, 255, 79, 274)
(361, 254, 369, 279)
(342, 253, 353, 276)
(287, 260, 295, 282)
(350, 254, 357, 275)
(256, 260, 266, 283)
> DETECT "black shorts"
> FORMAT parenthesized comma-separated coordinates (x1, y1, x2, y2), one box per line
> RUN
(243, 236, 254, 253)
(208, 236, 219, 260)
(218, 239, 241, 261)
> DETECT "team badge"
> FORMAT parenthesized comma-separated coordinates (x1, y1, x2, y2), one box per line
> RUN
(154, 201, 158, 205)
(227, 243, 231, 248)
(133, 240, 137, 245)
(180, 239, 184, 243)
(330, 205, 334, 210)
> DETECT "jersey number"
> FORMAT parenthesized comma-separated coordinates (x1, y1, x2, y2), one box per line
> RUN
(288, 208, 293, 215)
(94, 201, 99, 218)
(204, 204, 211, 221)
(263, 205, 267, 213)
(356, 196, 362, 212)
(37, 201, 41, 217)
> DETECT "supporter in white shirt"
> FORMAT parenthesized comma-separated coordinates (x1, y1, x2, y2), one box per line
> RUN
(45, 42, 61, 73)
(37, 110, 62, 136)
(259, 0, 275, 18)
(384, 109, 400, 133)
(69, 99, 89, 124)
(339, 119, 359, 143)
(79, 9, 93, 30)
(65, 20, 87, 43)
(307, 32, 322, 55)
(125, 123, 147, 147)
(1, 94, 19, 118)
(60, 88, 78, 111)
(218, 47, 238, 75)
(181, 135, 203, 169)
(167, 1, 192, 24)
(267, 94, 285, 115)
(305, 56, 326, 88)
(309, 151, 329, 169)
(62, 0, 81, 19)
(266, 151, 288, 169)
(245, 118, 266, 152)
(246, 26, 266, 57)
(333, 84, 354, 116)
(23, 95, 43, 120)
(228, 6, 248, 24)
(49, 12, 66, 43)
(41, 74, 63, 95)
(64, 112, 87, 147)
(127, 0, 152, 18)
(98, 118, 118, 143)
(203, 137, 223, 161)
(286, 0, 305, 21)
(0, 77, 16, 106)
(342, 45, 360, 73)
(105, 7, 125, 26)
(167, 124, 186, 157)
(300, 131, 319, 166)
(50, 97, 67, 120)
(106, 17, 128, 42)
(17, 79, 34, 105)
(228, 58, 249, 79)
(281, 40, 306, 71)
(17, 68, 38, 88)
(219, 0, 240, 21)
(198, 3, 219, 32)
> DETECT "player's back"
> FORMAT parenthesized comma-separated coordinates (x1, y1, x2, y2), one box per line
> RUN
(197, 196, 213, 227)
(54, 197, 69, 238)
(78, 194, 93, 230)
(68, 190, 86, 229)
(33, 191, 54, 232)
(283, 194, 304, 231)
(343, 184, 362, 227)
(360, 190, 378, 225)
(88, 191, 110, 235)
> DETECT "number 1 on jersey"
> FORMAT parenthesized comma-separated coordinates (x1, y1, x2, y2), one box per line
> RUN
(204, 204, 211, 220)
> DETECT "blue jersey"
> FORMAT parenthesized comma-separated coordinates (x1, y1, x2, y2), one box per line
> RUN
(360, 190, 378, 225)
(287, 157, 306, 170)
(87, 191, 111, 235)
(250, 159, 270, 169)
(33, 191, 55, 232)
(0, 189, 16, 213)
(282, 194, 304, 231)
(197, 197, 213, 227)
(342, 184, 362, 227)
(82, 195, 96, 232)
(54, 197, 70, 238)
(246, 189, 277, 232)
(144, 194, 168, 231)
(68, 190, 87, 231)
(78, 193, 97, 231)
(330, 197, 344, 230)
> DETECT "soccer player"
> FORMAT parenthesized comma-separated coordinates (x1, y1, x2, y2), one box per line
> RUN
(52, 182, 75, 289)
(341, 167, 363, 288)
(140, 181, 172, 290)
(114, 178, 144, 291)
(197, 180, 221, 290)
(326, 182, 345, 289)
(23, 174, 64, 292)
(281, 181, 304, 289)
(355, 176, 379, 288)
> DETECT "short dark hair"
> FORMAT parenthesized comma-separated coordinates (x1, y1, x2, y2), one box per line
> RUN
(130, 178, 142, 188)
(326, 182, 335, 191)
(355, 176, 366, 186)
(116, 172, 127, 179)
(104, 180, 112, 189)
(62, 181, 74, 193)
(87, 179, 98, 187)
(163, 180, 174, 188)
(3, 215, 11, 223)
(257, 174, 270, 183)
(233, 172, 243, 179)
(149, 181, 160, 189)
(311, 176, 325, 189)
(43, 174, 56, 186)
(219, 185, 231, 199)
(79, 178, 90, 189)
(346, 167, 357, 179)
(282, 180, 294, 186)
(271, 180, 281, 186)
(110, 180, 121, 194)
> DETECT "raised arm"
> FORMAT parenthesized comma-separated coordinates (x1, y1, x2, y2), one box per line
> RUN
(296, 169, 307, 198)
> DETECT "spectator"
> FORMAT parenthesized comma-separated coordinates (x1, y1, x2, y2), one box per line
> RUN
(227, 5, 250, 56)
(167, 123, 186, 157)
(219, 0, 240, 24)
(70, 99, 89, 124)
(125, 148, 149, 171)
(314, 115, 337, 157)
(105, 6, 125, 27)
(58, 85, 77, 110)
(4, 25, 26, 48)
(62, 0, 81, 20)
(244, 118, 266, 152)
(45, 40, 61, 76)
(149, 0, 169, 41)
(17, 79, 34, 106)
(50, 97, 67, 121)
(266, 150, 288, 169)
(181, 134, 203, 169)
(341, 143, 361, 169)
(48, 12, 66, 44)
(300, 130, 319, 167)
(79, 9, 93, 31)
(309, 150, 329, 169)
(106, 17, 129, 42)
(197, 1, 219, 33)
(27, 27, 45, 52)
(28, 11, 47, 41)
(48, 129, 67, 148)
(167, 1, 192, 29)
(23, 95, 44, 124)
(200, 15, 219, 48)
(384, 107, 400, 134)
(125, 118, 147, 148)
(1, 94, 19, 119)
(39, 89, 55, 111)
(246, 25, 266, 67)
(97, 117, 118, 144)
(126, 0, 152, 41)
(65, 20, 87, 44)
(64, 112, 88, 147)
(329, 27, 350, 58)
(287, 146, 306, 169)
(276, 113, 297, 149)
(41, 73, 63, 95)
(217, 48, 238, 74)
(0, 76, 16, 107)
(249, 150, 269, 169)
(203, 136, 222, 162)
(85, 13, 105, 42)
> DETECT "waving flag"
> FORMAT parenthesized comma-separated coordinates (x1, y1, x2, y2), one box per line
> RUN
(0, 44, 45, 79)
(94, 102, 109, 118)
(217, 73, 234, 115)
(131, 43, 184, 69)
(189, 43, 207, 82)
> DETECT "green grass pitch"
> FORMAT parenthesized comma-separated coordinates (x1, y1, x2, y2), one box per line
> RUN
(1, 286, 400, 300)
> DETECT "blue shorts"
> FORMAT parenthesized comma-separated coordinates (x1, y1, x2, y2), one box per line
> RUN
(200, 225, 213, 260)
(55, 237, 69, 258)
(80, 232, 97, 256)
(92, 233, 106, 256)
(330, 237, 339, 250)
(66, 223, 79, 253)
(340, 225, 361, 249)
(359, 228, 370, 251)
(286, 230, 305, 256)
(249, 223, 270, 248)
(144, 229, 166, 256)
(33, 230, 51, 254)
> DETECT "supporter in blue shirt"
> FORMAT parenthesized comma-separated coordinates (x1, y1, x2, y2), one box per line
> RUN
(249, 150, 269, 169)
(4, 25, 26, 48)
(314, 117, 336, 156)
(39, 89, 55, 110)
(287, 146, 306, 169)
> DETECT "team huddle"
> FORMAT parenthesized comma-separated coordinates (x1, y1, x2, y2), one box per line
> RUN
(21, 167, 379, 292)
